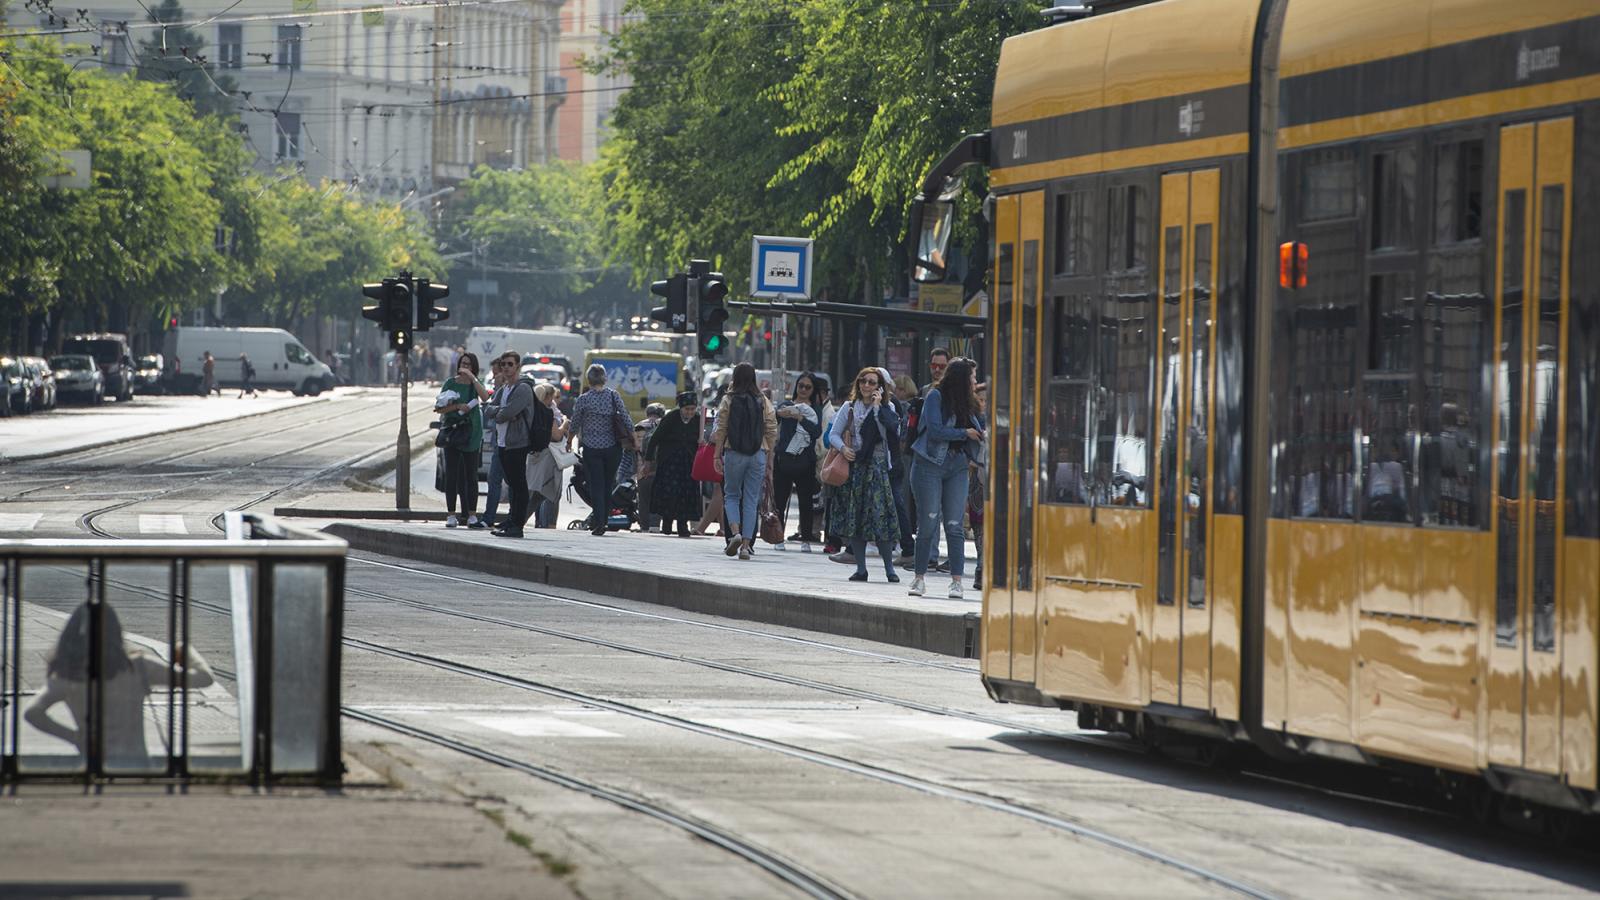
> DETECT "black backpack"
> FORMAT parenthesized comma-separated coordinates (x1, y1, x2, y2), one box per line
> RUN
(520, 379, 554, 452)
(727, 394, 762, 455)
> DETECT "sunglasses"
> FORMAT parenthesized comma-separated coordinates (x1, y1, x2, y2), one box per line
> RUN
(797, 382, 813, 390)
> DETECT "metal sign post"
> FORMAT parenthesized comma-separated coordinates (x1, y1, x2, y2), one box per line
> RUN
(396, 350, 410, 510)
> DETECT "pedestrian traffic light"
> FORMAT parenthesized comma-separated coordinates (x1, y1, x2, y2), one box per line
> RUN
(414, 278, 450, 331)
(696, 270, 729, 359)
(649, 273, 689, 332)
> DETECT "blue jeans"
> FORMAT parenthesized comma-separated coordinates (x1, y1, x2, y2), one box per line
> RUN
(721, 449, 766, 541)
(482, 446, 505, 525)
(912, 452, 968, 577)
(583, 443, 623, 532)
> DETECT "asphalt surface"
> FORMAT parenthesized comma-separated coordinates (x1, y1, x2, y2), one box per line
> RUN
(1, 395, 1597, 898)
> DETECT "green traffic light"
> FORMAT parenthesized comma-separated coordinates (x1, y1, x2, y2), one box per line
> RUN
(705, 335, 723, 350)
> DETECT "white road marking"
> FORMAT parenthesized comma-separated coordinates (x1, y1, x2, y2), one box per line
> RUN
(0, 512, 43, 532)
(138, 514, 188, 534)
(890, 717, 1014, 741)
(697, 718, 856, 741)
(464, 714, 622, 738)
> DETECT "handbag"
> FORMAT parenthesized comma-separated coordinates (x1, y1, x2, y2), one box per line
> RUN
(692, 443, 722, 483)
(550, 443, 579, 470)
(759, 471, 785, 545)
(818, 406, 854, 487)
(435, 419, 470, 450)
(610, 390, 634, 446)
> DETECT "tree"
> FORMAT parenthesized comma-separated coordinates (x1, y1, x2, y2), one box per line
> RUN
(136, 0, 239, 120)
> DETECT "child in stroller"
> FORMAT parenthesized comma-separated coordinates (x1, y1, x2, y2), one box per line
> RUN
(566, 464, 638, 532)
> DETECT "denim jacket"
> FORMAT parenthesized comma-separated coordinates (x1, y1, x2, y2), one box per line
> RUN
(910, 387, 985, 466)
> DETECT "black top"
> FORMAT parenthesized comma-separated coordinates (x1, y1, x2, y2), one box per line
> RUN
(645, 410, 700, 461)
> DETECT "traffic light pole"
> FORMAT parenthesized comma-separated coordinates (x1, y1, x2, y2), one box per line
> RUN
(395, 350, 410, 510)
(773, 308, 788, 397)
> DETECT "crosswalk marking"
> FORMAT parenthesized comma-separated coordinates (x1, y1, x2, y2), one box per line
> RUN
(0, 512, 43, 532)
(464, 714, 623, 738)
(697, 718, 856, 741)
(139, 514, 188, 534)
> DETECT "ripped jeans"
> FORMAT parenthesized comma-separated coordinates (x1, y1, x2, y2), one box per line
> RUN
(911, 451, 968, 578)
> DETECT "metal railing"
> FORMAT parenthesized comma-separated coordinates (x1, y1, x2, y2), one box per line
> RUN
(1, 513, 345, 783)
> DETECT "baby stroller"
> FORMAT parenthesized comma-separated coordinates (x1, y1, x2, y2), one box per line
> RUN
(566, 465, 638, 532)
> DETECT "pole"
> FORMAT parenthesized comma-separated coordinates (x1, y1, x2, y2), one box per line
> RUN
(772, 297, 788, 399)
(396, 349, 410, 510)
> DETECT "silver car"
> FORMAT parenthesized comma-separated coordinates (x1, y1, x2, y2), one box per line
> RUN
(51, 354, 104, 405)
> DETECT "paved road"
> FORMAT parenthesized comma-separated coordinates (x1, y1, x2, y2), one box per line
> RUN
(2, 406, 1597, 898)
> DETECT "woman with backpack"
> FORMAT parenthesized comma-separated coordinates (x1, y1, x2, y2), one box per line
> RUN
(645, 391, 703, 537)
(434, 351, 486, 529)
(771, 372, 823, 550)
(908, 357, 985, 599)
(570, 363, 634, 537)
(826, 367, 902, 582)
(711, 363, 778, 560)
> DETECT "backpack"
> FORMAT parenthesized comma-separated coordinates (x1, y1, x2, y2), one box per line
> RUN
(727, 393, 763, 455)
(521, 378, 554, 452)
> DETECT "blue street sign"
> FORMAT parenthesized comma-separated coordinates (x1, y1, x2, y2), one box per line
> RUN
(750, 235, 814, 300)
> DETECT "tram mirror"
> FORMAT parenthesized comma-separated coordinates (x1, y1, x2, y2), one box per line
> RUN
(911, 196, 955, 283)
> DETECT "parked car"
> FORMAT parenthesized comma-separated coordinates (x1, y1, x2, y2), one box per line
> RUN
(61, 333, 134, 402)
(22, 357, 56, 410)
(51, 354, 104, 405)
(132, 353, 164, 394)
(161, 326, 335, 396)
(2, 356, 31, 415)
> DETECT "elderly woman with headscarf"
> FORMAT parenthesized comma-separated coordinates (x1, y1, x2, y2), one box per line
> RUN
(645, 391, 703, 537)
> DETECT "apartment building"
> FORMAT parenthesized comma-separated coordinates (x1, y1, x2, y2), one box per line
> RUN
(553, 0, 628, 163)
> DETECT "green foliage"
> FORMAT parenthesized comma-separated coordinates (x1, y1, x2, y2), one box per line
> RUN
(593, 0, 1036, 302)
(447, 161, 612, 318)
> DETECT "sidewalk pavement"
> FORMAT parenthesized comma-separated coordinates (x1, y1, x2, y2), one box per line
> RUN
(0, 747, 580, 900)
(279, 488, 982, 658)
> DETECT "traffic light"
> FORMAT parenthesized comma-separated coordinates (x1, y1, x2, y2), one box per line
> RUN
(363, 277, 413, 348)
(696, 269, 729, 359)
(415, 278, 450, 331)
(649, 273, 689, 332)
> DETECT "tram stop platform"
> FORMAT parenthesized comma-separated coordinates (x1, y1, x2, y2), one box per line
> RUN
(279, 491, 983, 659)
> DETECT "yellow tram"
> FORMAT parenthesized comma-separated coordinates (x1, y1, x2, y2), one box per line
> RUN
(914, 0, 1600, 813)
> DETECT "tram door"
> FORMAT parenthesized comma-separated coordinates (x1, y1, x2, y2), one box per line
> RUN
(1488, 118, 1571, 774)
(1149, 170, 1220, 709)
(984, 192, 1044, 681)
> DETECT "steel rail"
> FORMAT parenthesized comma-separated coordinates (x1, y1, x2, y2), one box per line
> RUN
(344, 707, 859, 900)
(344, 636, 1280, 900)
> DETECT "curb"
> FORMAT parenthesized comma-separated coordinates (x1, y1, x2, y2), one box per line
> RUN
(0, 394, 333, 463)
(324, 522, 980, 659)
(275, 507, 448, 520)
(347, 429, 438, 486)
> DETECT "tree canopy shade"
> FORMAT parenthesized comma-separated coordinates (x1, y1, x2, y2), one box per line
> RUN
(591, 0, 1035, 303)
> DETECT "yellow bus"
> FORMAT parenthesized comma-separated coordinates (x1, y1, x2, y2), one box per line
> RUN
(583, 349, 684, 416)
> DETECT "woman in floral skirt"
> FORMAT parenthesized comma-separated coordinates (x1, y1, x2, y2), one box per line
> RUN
(826, 367, 901, 582)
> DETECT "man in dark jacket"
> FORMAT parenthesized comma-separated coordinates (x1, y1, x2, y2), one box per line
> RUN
(485, 353, 536, 538)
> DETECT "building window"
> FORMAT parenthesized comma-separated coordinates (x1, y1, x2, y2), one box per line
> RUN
(218, 24, 241, 69)
(1301, 147, 1356, 222)
(277, 25, 302, 71)
(1433, 139, 1484, 245)
(1370, 144, 1417, 251)
(275, 112, 302, 160)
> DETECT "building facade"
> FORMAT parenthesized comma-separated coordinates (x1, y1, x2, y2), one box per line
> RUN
(553, 0, 628, 163)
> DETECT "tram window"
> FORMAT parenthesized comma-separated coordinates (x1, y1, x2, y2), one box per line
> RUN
(1046, 294, 1095, 506)
(1370, 145, 1417, 250)
(1362, 376, 1414, 523)
(1494, 189, 1526, 647)
(1106, 183, 1149, 272)
(1287, 221, 1360, 519)
(1531, 185, 1565, 653)
(1300, 148, 1356, 222)
(1093, 288, 1153, 507)
(1368, 272, 1416, 372)
(1054, 190, 1093, 276)
(1419, 285, 1487, 528)
(1433, 139, 1484, 244)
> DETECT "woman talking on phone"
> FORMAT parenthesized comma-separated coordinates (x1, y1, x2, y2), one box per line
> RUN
(825, 367, 901, 583)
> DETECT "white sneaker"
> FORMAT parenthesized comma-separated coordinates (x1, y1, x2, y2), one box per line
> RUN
(947, 580, 964, 600)
(907, 576, 925, 597)
(800, 542, 813, 554)
(444, 515, 459, 528)
(774, 541, 786, 551)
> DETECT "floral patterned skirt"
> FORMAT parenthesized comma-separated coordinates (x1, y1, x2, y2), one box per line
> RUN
(827, 456, 898, 542)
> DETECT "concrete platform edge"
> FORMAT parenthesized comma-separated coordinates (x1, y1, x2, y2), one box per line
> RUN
(324, 522, 979, 659)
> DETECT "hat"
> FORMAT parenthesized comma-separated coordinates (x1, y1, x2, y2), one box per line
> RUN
(676, 391, 697, 408)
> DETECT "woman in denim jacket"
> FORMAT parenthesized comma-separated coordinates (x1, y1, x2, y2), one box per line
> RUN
(907, 358, 984, 599)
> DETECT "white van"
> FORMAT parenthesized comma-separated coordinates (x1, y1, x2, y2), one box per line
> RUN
(162, 326, 336, 396)
(465, 327, 590, 375)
